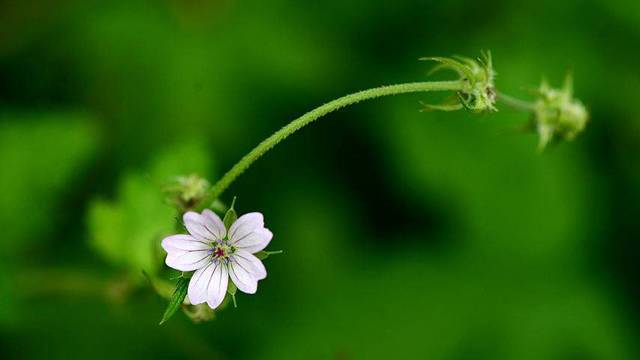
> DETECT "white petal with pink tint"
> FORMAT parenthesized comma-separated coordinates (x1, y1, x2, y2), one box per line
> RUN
(201, 209, 227, 239)
(188, 260, 229, 308)
(184, 211, 225, 242)
(162, 234, 211, 271)
(232, 250, 267, 280)
(228, 213, 263, 242)
(231, 228, 272, 254)
(206, 263, 228, 309)
(228, 257, 258, 294)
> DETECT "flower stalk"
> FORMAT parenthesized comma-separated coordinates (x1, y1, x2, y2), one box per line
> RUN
(496, 91, 537, 112)
(203, 80, 463, 205)
(189, 53, 588, 207)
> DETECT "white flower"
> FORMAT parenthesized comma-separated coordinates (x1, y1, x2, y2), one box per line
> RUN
(161, 209, 272, 309)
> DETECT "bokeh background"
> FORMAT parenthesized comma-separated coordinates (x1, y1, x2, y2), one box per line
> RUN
(1, 0, 639, 358)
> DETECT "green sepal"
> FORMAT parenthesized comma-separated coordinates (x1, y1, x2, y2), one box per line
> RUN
(227, 282, 238, 308)
(159, 277, 189, 325)
(223, 196, 238, 230)
(255, 250, 284, 260)
(420, 56, 474, 80)
(227, 281, 237, 296)
(419, 100, 463, 112)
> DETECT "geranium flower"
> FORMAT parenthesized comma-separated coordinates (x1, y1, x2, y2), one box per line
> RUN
(161, 209, 272, 309)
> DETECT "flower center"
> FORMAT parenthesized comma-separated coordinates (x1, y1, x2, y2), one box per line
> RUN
(213, 247, 226, 258)
(209, 242, 234, 261)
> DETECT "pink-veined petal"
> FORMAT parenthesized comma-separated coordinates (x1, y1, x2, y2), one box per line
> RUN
(228, 264, 257, 294)
(228, 213, 264, 242)
(162, 235, 212, 271)
(188, 260, 228, 309)
(188, 261, 216, 305)
(206, 262, 228, 309)
(228, 251, 267, 294)
(232, 228, 272, 253)
(201, 209, 227, 239)
(233, 249, 267, 280)
(184, 211, 225, 242)
(162, 234, 210, 252)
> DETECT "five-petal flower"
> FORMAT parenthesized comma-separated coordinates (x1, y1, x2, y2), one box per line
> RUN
(161, 209, 272, 309)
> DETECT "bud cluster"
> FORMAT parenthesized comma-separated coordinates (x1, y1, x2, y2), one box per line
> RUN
(533, 75, 588, 149)
(163, 174, 210, 211)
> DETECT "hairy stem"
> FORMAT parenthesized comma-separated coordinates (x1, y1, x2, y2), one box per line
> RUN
(206, 80, 463, 202)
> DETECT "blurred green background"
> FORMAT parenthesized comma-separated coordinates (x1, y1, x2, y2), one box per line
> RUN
(1, 0, 639, 358)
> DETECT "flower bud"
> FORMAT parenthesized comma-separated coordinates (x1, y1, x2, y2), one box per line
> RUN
(533, 74, 588, 150)
(184, 303, 216, 323)
(421, 51, 497, 113)
(163, 174, 210, 211)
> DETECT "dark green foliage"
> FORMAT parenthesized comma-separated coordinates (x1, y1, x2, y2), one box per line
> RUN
(159, 277, 189, 325)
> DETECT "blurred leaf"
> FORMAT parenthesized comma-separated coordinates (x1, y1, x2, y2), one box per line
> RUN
(147, 142, 214, 182)
(0, 264, 13, 326)
(159, 277, 188, 325)
(87, 142, 214, 274)
(0, 113, 97, 326)
(0, 113, 98, 256)
(88, 176, 172, 274)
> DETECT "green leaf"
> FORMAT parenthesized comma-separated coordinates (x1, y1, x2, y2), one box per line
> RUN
(87, 142, 214, 275)
(0, 113, 98, 325)
(159, 277, 189, 325)
(88, 175, 174, 274)
(255, 250, 284, 260)
(0, 114, 98, 257)
(223, 196, 238, 229)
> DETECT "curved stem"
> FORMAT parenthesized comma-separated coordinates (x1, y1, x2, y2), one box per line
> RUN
(497, 91, 537, 112)
(206, 80, 463, 202)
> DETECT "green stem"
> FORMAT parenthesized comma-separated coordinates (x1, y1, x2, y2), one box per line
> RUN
(497, 91, 537, 112)
(206, 80, 463, 202)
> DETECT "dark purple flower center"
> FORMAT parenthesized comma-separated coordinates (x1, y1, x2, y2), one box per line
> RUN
(213, 247, 225, 258)
(208, 243, 234, 262)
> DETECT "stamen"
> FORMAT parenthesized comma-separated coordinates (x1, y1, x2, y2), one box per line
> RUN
(213, 247, 225, 258)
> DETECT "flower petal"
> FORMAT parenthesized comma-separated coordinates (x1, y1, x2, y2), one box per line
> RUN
(188, 261, 215, 305)
(184, 211, 225, 242)
(162, 234, 209, 252)
(201, 209, 227, 239)
(232, 228, 272, 253)
(187, 260, 228, 309)
(236, 250, 267, 280)
(162, 235, 212, 271)
(228, 262, 257, 294)
(228, 212, 264, 242)
(206, 262, 228, 309)
(228, 250, 266, 293)
(165, 250, 211, 272)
